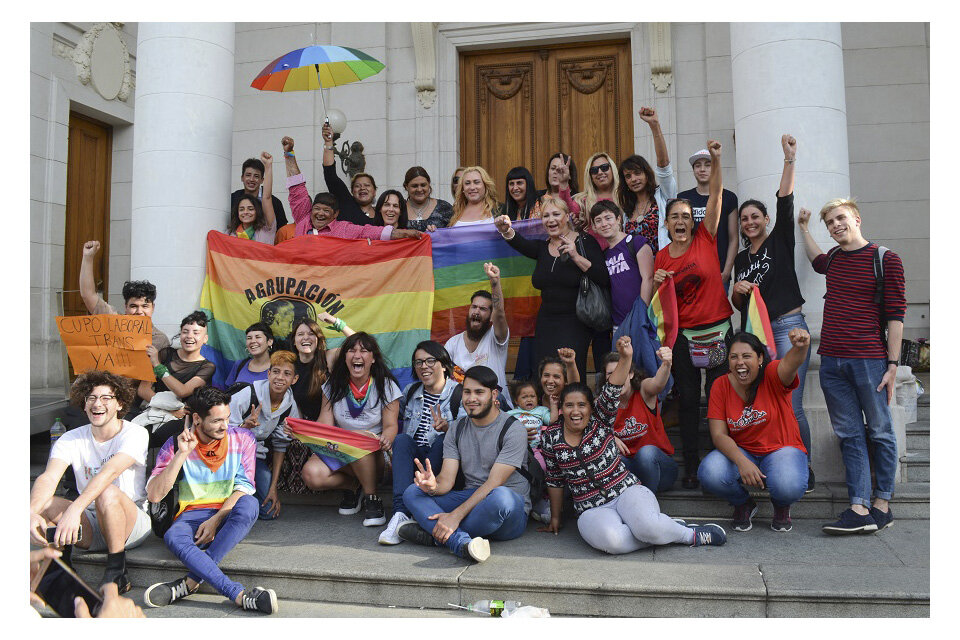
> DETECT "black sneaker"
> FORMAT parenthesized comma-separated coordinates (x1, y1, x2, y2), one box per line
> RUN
(691, 523, 727, 546)
(870, 506, 894, 531)
(239, 587, 278, 614)
(732, 498, 758, 532)
(338, 487, 363, 515)
(822, 508, 878, 535)
(362, 494, 386, 527)
(144, 576, 196, 608)
(805, 467, 816, 494)
(771, 504, 793, 532)
(397, 521, 436, 546)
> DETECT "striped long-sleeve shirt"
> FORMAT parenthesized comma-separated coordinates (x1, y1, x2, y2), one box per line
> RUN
(150, 427, 256, 518)
(540, 381, 638, 514)
(813, 242, 906, 359)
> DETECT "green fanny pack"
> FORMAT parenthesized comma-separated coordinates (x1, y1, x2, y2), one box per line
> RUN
(681, 320, 732, 369)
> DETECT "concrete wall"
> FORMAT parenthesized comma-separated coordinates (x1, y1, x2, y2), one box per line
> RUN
(841, 22, 930, 340)
(30, 22, 138, 390)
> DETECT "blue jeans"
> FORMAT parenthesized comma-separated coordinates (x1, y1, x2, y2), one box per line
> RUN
(391, 433, 445, 515)
(819, 356, 898, 506)
(162, 494, 258, 601)
(621, 445, 678, 494)
(254, 457, 278, 520)
(402, 484, 527, 555)
(772, 312, 811, 462)
(697, 447, 808, 508)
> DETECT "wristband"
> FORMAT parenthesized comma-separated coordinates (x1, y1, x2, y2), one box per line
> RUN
(333, 318, 346, 332)
(283, 151, 295, 158)
(153, 364, 169, 378)
(784, 158, 796, 164)
(887, 359, 899, 367)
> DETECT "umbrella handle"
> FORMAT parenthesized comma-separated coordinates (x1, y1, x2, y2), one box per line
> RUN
(315, 63, 329, 123)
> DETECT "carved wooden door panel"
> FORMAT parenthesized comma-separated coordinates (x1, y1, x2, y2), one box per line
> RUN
(63, 112, 113, 319)
(459, 40, 633, 196)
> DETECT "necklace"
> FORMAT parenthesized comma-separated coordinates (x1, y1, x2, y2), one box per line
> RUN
(411, 199, 430, 220)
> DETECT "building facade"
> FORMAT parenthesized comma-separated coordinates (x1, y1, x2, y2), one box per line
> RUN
(30, 22, 929, 477)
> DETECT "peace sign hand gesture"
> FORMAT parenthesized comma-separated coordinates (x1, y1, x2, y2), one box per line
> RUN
(241, 404, 261, 430)
(177, 415, 197, 456)
(413, 457, 438, 493)
(431, 405, 449, 433)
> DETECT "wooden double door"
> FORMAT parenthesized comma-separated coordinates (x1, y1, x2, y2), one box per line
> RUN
(459, 39, 634, 197)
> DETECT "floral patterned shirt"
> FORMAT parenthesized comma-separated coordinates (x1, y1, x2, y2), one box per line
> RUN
(624, 202, 660, 253)
(540, 381, 639, 514)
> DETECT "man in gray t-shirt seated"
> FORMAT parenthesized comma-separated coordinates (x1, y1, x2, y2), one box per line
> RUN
(398, 366, 530, 562)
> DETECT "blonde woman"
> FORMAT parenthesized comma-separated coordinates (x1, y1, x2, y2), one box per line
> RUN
(449, 166, 503, 227)
(574, 153, 620, 232)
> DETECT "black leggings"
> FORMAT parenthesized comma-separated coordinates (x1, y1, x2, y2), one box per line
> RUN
(533, 311, 593, 381)
(671, 325, 733, 470)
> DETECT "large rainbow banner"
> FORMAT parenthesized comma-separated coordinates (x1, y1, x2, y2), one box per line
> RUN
(430, 219, 547, 343)
(199, 231, 434, 389)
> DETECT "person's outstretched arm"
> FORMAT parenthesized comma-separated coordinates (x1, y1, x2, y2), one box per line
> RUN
(778, 134, 797, 198)
(797, 207, 825, 264)
(777, 328, 810, 386)
(639, 106, 669, 168)
(260, 151, 276, 230)
(640, 347, 673, 405)
(703, 140, 723, 238)
(484, 262, 509, 344)
(79, 241, 103, 313)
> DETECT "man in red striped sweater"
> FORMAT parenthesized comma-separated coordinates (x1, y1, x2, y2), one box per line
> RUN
(798, 200, 905, 535)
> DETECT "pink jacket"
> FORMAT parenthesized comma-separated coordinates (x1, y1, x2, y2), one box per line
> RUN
(287, 174, 392, 241)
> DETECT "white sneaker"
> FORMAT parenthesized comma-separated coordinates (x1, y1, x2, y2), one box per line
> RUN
(378, 511, 412, 545)
(465, 537, 490, 563)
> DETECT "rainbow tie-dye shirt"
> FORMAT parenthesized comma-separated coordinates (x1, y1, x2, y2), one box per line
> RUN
(150, 427, 256, 518)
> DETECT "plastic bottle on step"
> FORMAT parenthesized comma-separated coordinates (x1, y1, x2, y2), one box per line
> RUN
(50, 417, 66, 446)
(465, 599, 521, 617)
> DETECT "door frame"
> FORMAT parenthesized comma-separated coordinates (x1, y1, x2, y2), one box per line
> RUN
(429, 22, 672, 196)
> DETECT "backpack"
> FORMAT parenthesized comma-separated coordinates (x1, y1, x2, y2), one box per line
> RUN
(824, 244, 889, 335)
(451, 415, 545, 501)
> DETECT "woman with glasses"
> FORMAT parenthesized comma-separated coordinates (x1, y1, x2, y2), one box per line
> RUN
(378, 341, 463, 545)
(574, 153, 619, 234)
(450, 167, 466, 200)
(402, 167, 454, 232)
(617, 107, 678, 253)
(653, 140, 734, 490)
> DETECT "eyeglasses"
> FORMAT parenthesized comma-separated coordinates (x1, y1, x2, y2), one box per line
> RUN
(413, 357, 439, 368)
(84, 394, 116, 404)
(451, 177, 460, 186)
(589, 163, 611, 175)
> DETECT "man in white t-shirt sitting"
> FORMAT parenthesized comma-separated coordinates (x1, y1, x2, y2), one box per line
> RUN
(30, 371, 152, 594)
(444, 262, 512, 407)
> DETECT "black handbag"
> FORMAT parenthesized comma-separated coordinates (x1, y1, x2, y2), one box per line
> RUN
(573, 235, 613, 331)
(148, 469, 182, 537)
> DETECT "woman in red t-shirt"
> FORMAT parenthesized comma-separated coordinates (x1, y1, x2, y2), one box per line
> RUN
(601, 346, 677, 494)
(699, 329, 811, 533)
(652, 140, 733, 491)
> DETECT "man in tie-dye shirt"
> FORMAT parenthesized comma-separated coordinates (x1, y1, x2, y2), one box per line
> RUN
(143, 387, 279, 614)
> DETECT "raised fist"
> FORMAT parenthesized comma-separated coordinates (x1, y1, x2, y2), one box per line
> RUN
(494, 215, 512, 235)
(260, 151, 273, 164)
(82, 240, 101, 257)
(797, 207, 812, 230)
(707, 139, 722, 157)
(788, 328, 810, 348)
(281, 136, 294, 153)
(616, 335, 633, 360)
(781, 134, 797, 160)
(638, 106, 659, 126)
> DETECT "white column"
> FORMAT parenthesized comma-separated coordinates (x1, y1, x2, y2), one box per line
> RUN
(729, 22, 850, 337)
(130, 23, 235, 338)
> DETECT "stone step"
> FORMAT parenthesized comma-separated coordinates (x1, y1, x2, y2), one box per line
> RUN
(906, 420, 929, 452)
(900, 453, 929, 483)
(69, 506, 929, 617)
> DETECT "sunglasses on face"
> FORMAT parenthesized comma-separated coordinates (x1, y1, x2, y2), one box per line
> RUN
(589, 163, 611, 175)
(452, 177, 460, 185)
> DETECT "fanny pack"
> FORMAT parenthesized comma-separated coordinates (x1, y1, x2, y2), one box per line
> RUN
(681, 320, 731, 369)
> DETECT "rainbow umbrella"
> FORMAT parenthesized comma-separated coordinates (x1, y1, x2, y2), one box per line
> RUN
(250, 45, 385, 116)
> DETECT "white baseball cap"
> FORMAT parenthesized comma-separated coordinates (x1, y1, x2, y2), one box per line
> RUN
(688, 149, 711, 166)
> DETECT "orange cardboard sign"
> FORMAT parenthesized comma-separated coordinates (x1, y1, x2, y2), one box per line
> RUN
(56, 314, 155, 381)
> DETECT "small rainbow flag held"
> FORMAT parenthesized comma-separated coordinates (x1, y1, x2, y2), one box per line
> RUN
(745, 288, 777, 359)
(646, 277, 679, 348)
(285, 418, 380, 464)
(430, 219, 547, 343)
(198, 231, 434, 389)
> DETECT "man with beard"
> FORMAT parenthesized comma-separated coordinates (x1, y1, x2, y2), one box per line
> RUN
(144, 387, 278, 614)
(444, 262, 511, 406)
(397, 366, 530, 562)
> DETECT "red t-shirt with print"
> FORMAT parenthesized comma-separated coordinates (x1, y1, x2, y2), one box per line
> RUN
(654, 223, 733, 328)
(707, 359, 806, 455)
(613, 392, 675, 457)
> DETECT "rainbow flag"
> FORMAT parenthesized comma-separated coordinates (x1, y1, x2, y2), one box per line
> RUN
(745, 288, 777, 359)
(430, 219, 547, 343)
(646, 277, 679, 349)
(286, 417, 380, 464)
(198, 231, 434, 389)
